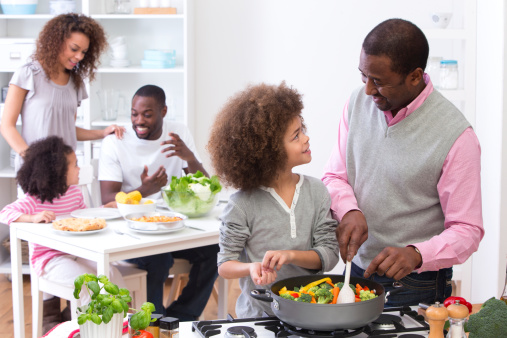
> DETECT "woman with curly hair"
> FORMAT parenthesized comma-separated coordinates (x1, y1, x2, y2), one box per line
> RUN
(0, 136, 125, 333)
(0, 13, 124, 177)
(207, 82, 340, 318)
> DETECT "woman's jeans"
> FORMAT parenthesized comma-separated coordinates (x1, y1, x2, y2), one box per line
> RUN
(350, 262, 453, 307)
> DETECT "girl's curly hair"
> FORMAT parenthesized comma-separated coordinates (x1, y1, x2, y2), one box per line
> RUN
(17, 136, 74, 203)
(33, 13, 107, 90)
(207, 82, 304, 191)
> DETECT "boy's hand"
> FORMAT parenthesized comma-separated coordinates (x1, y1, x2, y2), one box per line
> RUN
(250, 262, 277, 285)
(32, 211, 56, 223)
(262, 250, 293, 271)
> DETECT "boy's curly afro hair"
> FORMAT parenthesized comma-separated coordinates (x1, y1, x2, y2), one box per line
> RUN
(17, 136, 74, 203)
(207, 82, 304, 191)
(33, 13, 107, 90)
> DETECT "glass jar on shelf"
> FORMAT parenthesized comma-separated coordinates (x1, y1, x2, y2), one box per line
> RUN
(427, 56, 443, 89)
(439, 60, 459, 90)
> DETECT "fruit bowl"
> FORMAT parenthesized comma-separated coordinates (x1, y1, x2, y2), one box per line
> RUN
(161, 189, 218, 218)
(117, 198, 156, 217)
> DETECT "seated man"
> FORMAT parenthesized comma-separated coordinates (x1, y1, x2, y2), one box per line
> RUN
(99, 84, 219, 320)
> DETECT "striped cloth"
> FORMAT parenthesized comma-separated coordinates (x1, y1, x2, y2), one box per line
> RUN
(0, 186, 86, 276)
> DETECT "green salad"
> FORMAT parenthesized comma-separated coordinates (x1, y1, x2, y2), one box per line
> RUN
(161, 171, 222, 217)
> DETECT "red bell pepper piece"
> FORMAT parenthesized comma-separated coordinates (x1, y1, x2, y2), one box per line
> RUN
(443, 296, 472, 313)
(290, 292, 300, 298)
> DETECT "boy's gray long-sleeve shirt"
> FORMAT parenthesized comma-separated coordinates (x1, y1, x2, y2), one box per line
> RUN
(218, 175, 340, 318)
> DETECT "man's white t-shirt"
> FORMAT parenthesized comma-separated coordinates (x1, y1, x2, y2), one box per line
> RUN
(98, 120, 201, 199)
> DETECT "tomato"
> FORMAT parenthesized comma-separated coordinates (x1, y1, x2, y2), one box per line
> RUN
(132, 329, 154, 338)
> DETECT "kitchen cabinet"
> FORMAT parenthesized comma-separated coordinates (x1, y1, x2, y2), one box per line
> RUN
(0, 0, 194, 274)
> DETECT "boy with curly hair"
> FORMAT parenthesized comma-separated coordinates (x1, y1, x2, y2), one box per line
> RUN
(207, 82, 340, 318)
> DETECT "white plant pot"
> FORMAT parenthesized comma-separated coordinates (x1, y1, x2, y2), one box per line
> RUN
(78, 311, 124, 338)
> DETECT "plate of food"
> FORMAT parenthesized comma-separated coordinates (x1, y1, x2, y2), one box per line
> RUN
(71, 208, 121, 220)
(52, 217, 107, 235)
(125, 211, 187, 233)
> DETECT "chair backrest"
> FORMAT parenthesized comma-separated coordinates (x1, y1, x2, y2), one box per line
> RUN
(78, 164, 94, 208)
(90, 158, 102, 208)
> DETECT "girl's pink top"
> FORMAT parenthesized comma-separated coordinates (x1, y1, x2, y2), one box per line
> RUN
(0, 185, 86, 276)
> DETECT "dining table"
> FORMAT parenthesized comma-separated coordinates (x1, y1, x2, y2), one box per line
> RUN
(9, 206, 228, 338)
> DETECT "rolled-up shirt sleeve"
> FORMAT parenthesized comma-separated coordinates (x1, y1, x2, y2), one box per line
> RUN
(412, 127, 484, 272)
(322, 99, 361, 221)
(311, 190, 340, 272)
(217, 200, 251, 266)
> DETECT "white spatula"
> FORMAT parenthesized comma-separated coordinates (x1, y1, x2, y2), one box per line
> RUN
(337, 260, 355, 303)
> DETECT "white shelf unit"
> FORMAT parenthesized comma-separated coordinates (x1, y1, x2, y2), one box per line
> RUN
(423, 0, 477, 300)
(0, 0, 194, 274)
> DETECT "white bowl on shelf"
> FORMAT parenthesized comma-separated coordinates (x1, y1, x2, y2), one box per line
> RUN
(430, 12, 453, 29)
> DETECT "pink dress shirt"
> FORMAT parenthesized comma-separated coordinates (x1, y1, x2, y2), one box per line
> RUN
(322, 75, 484, 273)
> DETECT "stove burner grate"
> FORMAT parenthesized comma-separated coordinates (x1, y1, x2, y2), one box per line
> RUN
(191, 306, 429, 337)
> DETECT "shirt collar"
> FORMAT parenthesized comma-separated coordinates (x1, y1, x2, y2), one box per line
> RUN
(384, 73, 434, 125)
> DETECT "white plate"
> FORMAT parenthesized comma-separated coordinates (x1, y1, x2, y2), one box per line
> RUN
(71, 208, 122, 220)
(52, 226, 108, 236)
(127, 224, 186, 234)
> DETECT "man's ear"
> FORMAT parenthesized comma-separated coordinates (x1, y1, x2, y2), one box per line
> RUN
(161, 105, 167, 118)
(408, 68, 424, 86)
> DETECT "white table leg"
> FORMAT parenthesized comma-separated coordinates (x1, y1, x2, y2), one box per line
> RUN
(217, 276, 228, 319)
(10, 226, 25, 338)
(96, 255, 110, 278)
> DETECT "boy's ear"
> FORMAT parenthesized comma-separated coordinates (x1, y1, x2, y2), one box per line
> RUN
(161, 105, 167, 118)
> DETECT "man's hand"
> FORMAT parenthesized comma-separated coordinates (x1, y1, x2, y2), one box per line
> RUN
(161, 132, 196, 161)
(250, 262, 277, 285)
(364, 246, 422, 280)
(140, 165, 168, 196)
(337, 210, 368, 262)
(32, 211, 55, 223)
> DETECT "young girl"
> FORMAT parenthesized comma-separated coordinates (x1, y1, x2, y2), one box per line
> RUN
(207, 82, 340, 318)
(0, 136, 125, 333)
(0, 13, 124, 177)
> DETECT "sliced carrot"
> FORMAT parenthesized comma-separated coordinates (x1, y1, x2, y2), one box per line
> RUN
(311, 296, 316, 303)
(331, 287, 340, 304)
(355, 297, 362, 302)
(326, 280, 335, 288)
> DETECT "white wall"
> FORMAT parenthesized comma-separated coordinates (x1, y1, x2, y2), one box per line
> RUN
(193, 0, 462, 179)
(192, 0, 506, 299)
(474, 0, 507, 303)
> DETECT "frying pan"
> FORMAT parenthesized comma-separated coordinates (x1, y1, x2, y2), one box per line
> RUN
(251, 274, 402, 331)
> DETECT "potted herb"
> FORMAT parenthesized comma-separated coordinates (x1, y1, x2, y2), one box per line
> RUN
(74, 273, 155, 338)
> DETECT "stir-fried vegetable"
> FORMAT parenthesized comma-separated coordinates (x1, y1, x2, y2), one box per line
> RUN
(279, 279, 378, 304)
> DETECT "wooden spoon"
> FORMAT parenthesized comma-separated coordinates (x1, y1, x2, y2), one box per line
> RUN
(337, 260, 355, 303)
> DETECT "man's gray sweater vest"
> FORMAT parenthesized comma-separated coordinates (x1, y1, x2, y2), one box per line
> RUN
(346, 87, 471, 270)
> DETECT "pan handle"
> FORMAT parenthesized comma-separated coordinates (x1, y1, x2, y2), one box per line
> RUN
(250, 289, 274, 303)
(384, 282, 406, 303)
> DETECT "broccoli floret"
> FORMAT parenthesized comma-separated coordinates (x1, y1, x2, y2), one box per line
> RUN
(308, 286, 320, 294)
(466, 297, 507, 338)
(295, 293, 312, 303)
(359, 289, 378, 301)
(280, 293, 295, 301)
(314, 288, 333, 304)
(319, 283, 333, 291)
(334, 282, 356, 292)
